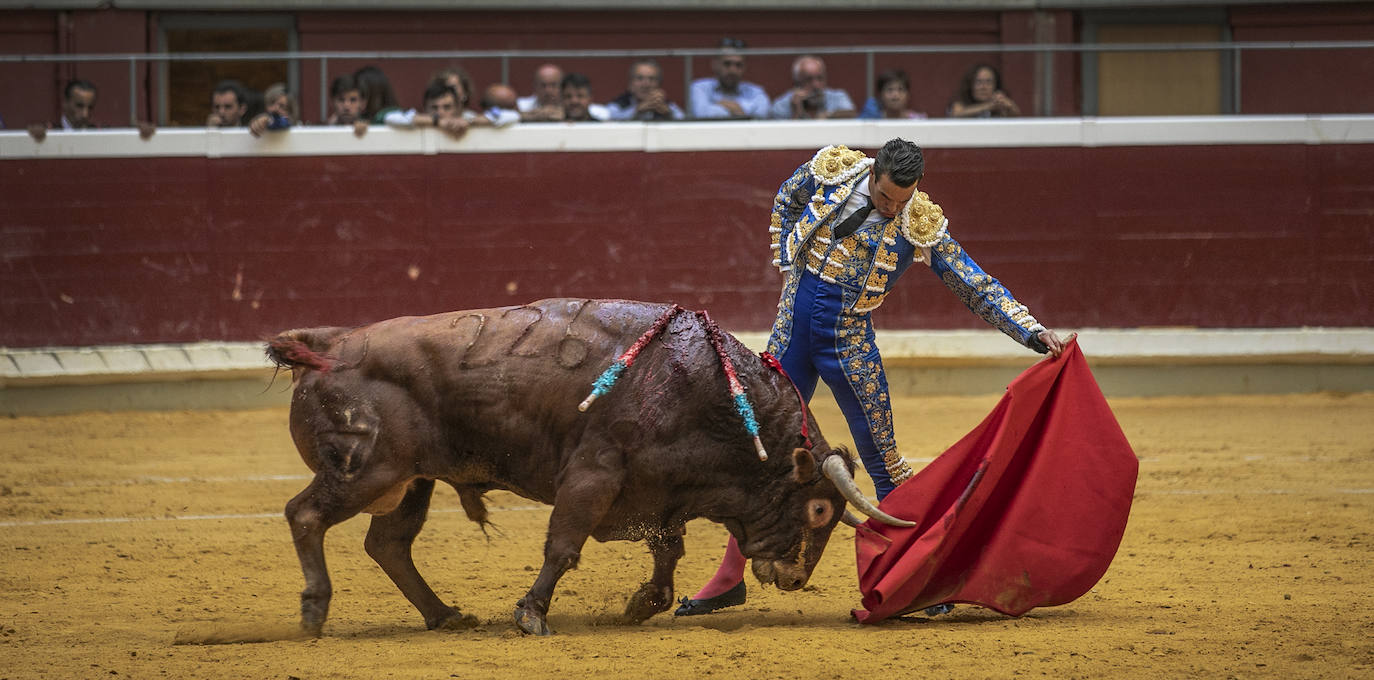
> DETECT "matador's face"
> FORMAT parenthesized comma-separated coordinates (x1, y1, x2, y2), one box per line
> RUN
(870, 172, 918, 220)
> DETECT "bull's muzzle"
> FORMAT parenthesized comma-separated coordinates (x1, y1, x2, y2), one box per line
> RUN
(751, 559, 809, 591)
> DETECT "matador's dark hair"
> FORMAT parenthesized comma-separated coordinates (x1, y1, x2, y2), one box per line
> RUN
(873, 138, 924, 188)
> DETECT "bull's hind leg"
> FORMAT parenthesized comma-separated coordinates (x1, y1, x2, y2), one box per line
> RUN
(284, 476, 368, 637)
(364, 478, 478, 630)
(624, 532, 685, 623)
(514, 452, 625, 636)
(285, 470, 413, 637)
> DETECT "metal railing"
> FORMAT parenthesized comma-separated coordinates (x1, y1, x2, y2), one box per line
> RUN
(4, 40, 1373, 125)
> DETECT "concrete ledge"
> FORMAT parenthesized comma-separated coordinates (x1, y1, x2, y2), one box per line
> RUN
(3, 327, 1372, 415)
(1, 342, 280, 387)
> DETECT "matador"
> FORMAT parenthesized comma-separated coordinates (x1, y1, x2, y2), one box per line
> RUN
(676, 138, 1066, 616)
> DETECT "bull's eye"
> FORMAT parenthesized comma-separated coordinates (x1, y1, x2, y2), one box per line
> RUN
(806, 499, 834, 528)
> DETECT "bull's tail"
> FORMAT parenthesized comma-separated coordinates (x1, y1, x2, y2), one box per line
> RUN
(265, 327, 350, 373)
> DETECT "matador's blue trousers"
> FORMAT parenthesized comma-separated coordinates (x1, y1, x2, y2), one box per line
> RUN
(768, 270, 901, 500)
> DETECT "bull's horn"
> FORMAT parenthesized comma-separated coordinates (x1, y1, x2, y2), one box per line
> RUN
(839, 510, 865, 528)
(821, 455, 916, 528)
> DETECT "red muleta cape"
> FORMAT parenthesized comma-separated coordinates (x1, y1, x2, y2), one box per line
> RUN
(853, 338, 1138, 623)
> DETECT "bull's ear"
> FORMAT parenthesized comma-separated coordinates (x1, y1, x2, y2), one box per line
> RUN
(791, 448, 817, 484)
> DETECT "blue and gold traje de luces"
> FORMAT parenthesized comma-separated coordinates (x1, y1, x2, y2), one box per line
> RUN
(766, 145, 1049, 498)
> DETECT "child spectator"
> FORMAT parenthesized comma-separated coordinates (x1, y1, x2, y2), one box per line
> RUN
(326, 74, 364, 125)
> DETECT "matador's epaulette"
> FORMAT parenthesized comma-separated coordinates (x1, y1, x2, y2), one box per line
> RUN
(896, 190, 949, 248)
(809, 145, 873, 186)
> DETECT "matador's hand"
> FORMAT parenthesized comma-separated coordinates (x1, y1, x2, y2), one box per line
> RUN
(1038, 329, 1070, 357)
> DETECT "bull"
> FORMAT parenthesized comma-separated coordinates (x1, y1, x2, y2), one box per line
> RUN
(265, 298, 909, 636)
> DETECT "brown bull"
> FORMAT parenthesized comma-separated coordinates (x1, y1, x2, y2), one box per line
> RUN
(266, 298, 907, 636)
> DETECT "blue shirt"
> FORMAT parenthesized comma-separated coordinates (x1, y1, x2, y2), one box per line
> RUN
(688, 78, 771, 119)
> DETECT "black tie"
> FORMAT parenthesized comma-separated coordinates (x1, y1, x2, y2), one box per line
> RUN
(834, 196, 874, 238)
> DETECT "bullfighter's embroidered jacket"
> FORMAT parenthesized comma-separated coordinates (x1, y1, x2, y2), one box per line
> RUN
(768, 145, 1048, 352)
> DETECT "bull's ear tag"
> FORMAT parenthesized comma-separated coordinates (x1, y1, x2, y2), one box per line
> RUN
(791, 448, 817, 483)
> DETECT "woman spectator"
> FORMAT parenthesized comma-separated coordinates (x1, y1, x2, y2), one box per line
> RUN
(355, 65, 401, 124)
(947, 63, 1020, 118)
(859, 69, 926, 119)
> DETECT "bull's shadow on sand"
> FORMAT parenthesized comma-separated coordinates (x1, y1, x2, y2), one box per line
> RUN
(173, 608, 924, 643)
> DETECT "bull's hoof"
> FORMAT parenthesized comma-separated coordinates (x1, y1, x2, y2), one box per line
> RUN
(624, 582, 673, 623)
(429, 608, 480, 631)
(514, 606, 553, 636)
(299, 619, 324, 638)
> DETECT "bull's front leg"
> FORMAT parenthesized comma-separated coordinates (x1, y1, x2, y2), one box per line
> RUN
(624, 532, 684, 623)
(514, 454, 624, 636)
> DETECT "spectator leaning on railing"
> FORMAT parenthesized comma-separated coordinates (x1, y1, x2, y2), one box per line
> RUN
(249, 82, 296, 137)
(482, 83, 519, 111)
(770, 55, 856, 120)
(858, 69, 927, 120)
(518, 63, 567, 122)
(559, 73, 603, 122)
(28, 78, 98, 141)
(689, 38, 770, 120)
(207, 79, 250, 128)
(947, 63, 1020, 118)
(326, 74, 364, 126)
(355, 65, 401, 128)
(382, 82, 472, 138)
(606, 59, 685, 121)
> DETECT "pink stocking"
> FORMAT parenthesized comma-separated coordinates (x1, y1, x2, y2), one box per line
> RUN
(691, 535, 747, 600)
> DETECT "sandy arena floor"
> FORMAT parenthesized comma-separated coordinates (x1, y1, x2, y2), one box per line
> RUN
(1, 390, 1371, 679)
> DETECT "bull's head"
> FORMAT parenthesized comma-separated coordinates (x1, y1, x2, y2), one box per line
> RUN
(740, 447, 914, 592)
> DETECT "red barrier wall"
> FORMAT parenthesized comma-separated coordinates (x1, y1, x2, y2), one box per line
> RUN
(2, 140, 1371, 348)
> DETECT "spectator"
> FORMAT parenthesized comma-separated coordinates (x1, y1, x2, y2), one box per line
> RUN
(482, 83, 519, 111)
(207, 79, 249, 127)
(383, 82, 472, 138)
(858, 69, 927, 120)
(431, 66, 475, 111)
(517, 63, 566, 122)
(429, 68, 519, 128)
(606, 59, 684, 121)
(28, 79, 98, 140)
(326, 74, 364, 125)
(769, 55, 855, 120)
(947, 63, 1020, 118)
(559, 73, 601, 122)
(355, 65, 401, 125)
(249, 83, 296, 137)
(383, 81, 519, 138)
(689, 38, 770, 120)
(242, 85, 266, 123)
(60, 79, 98, 129)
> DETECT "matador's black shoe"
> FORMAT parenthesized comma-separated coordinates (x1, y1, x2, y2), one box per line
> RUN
(672, 581, 746, 616)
